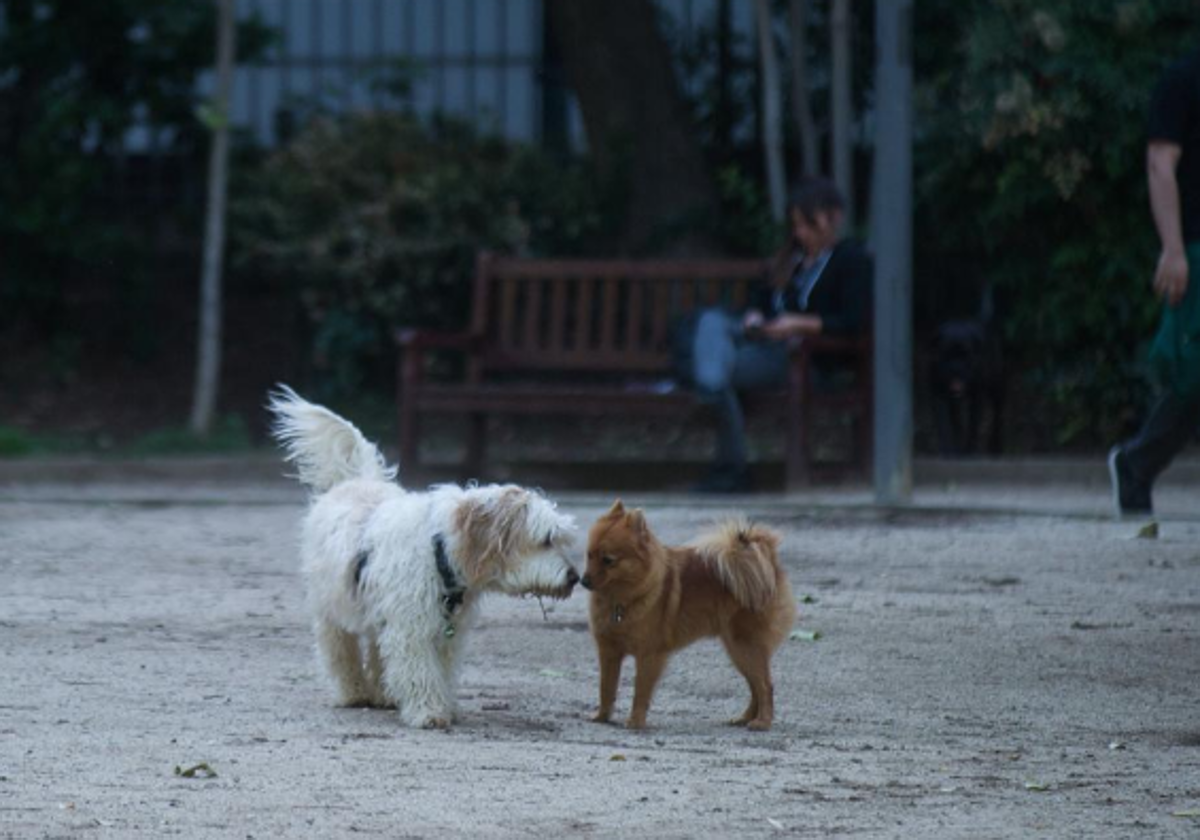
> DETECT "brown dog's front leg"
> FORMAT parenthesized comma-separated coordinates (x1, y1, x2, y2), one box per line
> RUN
(626, 653, 668, 730)
(593, 643, 624, 723)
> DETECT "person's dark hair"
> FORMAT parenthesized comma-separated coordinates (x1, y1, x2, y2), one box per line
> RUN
(768, 177, 846, 288)
(787, 177, 845, 224)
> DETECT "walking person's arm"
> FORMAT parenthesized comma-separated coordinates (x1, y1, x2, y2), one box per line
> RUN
(1148, 140, 1189, 307)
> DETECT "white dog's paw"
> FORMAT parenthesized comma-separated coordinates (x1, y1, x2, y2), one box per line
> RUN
(419, 715, 452, 730)
(339, 697, 376, 709)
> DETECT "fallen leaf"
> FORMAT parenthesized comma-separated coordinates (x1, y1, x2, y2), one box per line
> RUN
(610, 754, 626, 762)
(800, 595, 817, 604)
(789, 629, 821, 642)
(767, 817, 786, 831)
(538, 669, 567, 679)
(1023, 781, 1050, 792)
(174, 762, 218, 779)
(1136, 522, 1159, 540)
(1107, 741, 1126, 751)
(1173, 809, 1200, 818)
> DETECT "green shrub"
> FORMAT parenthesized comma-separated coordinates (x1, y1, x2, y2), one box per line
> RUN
(915, 0, 1196, 447)
(0, 1, 271, 339)
(0, 427, 34, 457)
(230, 112, 613, 395)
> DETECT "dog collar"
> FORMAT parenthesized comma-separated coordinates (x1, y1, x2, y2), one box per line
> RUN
(434, 533, 466, 637)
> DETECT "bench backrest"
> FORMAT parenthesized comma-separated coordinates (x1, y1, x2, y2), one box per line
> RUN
(469, 253, 769, 375)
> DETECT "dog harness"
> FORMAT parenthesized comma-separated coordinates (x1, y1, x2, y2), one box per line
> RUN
(434, 533, 467, 638)
(351, 537, 466, 638)
(353, 550, 371, 587)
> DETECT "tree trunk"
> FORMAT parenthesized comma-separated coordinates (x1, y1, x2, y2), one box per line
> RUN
(544, 0, 720, 255)
(830, 0, 854, 224)
(755, 0, 786, 222)
(189, 0, 236, 436)
(788, 0, 820, 179)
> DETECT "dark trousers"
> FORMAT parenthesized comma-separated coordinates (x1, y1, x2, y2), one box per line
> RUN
(1123, 388, 1200, 490)
(691, 309, 788, 473)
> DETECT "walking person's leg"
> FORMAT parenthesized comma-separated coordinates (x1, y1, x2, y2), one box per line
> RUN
(1109, 388, 1200, 516)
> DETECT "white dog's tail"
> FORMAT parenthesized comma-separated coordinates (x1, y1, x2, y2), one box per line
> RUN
(267, 385, 397, 493)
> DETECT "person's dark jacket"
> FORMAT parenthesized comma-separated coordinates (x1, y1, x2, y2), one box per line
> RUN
(755, 238, 872, 337)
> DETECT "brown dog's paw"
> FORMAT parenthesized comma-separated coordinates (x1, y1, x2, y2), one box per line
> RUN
(746, 719, 772, 732)
(590, 711, 612, 724)
(624, 717, 648, 731)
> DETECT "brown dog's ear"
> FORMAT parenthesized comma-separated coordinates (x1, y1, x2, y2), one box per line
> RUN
(626, 508, 649, 539)
(606, 499, 626, 517)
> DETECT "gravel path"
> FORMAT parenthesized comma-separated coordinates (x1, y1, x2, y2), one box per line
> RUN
(2, 478, 1199, 838)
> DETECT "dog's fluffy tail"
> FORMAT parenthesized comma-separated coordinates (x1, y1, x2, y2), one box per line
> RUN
(267, 385, 396, 493)
(692, 520, 784, 612)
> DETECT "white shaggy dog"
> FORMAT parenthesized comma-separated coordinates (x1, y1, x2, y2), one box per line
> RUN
(269, 386, 579, 729)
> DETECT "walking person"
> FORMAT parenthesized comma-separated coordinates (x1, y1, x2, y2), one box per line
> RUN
(1109, 49, 1200, 518)
(691, 178, 871, 493)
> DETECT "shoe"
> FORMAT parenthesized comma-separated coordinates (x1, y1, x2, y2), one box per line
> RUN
(1107, 445, 1152, 519)
(692, 467, 752, 494)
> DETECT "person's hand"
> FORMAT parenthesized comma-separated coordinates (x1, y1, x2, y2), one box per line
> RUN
(760, 313, 821, 341)
(1154, 248, 1189, 307)
(742, 310, 765, 332)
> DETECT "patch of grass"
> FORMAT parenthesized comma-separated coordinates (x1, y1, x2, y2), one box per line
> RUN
(122, 414, 254, 456)
(0, 426, 34, 456)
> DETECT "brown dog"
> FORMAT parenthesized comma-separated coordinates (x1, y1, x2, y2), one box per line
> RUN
(581, 501, 796, 731)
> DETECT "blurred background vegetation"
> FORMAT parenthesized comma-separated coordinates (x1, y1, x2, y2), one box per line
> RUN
(0, 0, 1195, 456)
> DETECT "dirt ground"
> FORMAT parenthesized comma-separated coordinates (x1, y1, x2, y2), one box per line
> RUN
(2, 472, 1199, 839)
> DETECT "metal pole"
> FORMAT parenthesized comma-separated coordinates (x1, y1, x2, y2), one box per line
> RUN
(871, 0, 913, 503)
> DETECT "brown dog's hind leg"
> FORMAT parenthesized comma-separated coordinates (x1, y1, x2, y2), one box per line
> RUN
(724, 639, 775, 731)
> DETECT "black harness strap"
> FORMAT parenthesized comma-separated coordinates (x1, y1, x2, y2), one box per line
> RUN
(434, 533, 467, 617)
(353, 550, 370, 588)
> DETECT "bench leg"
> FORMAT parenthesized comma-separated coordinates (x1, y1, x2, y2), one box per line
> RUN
(785, 394, 811, 491)
(464, 413, 487, 480)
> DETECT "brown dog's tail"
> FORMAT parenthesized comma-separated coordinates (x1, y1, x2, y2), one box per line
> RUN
(692, 520, 785, 612)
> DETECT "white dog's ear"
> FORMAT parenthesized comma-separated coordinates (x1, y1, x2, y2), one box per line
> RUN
(453, 488, 529, 584)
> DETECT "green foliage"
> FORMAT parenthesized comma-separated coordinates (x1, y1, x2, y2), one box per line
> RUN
(915, 0, 1197, 446)
(714, 165, 783, 257)
(230, 112, 613, 395)
(0, 0, 271, 333)
(0, 427, 34, 457)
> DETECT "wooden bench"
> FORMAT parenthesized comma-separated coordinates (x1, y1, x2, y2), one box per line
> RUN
(394, 252, 872, 488)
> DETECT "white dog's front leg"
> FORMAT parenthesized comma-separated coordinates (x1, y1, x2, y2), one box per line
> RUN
(363, 634, 391, 708)
(377, 625, 456, 728)
(314, 619, 373, 707)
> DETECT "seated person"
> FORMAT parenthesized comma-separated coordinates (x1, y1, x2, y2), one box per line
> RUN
(691, 177, 872, 492)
